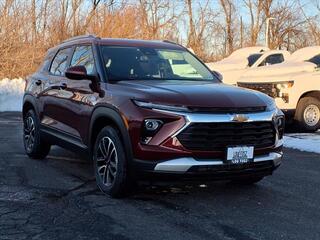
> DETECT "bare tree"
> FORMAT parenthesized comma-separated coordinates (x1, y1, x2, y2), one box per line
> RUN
(186, 0, 220, 60)
(268, 1, 305, 50)
(220, 0, 235, 54)
(0, 0, 315, 78)
(137, 0, 180, 40)
(244, 0, 268, 46)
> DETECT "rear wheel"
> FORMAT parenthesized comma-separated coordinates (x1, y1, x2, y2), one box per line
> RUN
(295, 97, 320, 132)
(93, 126, 131, 198)
(23, 109, 50, 159)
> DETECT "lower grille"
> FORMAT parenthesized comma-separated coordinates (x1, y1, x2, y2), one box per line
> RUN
(177, 121, 276, 151)
(238, 82, 277, 98)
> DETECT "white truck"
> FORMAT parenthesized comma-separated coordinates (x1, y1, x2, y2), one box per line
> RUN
(206, 47, 290, 85)
(237, 46, 320, 132)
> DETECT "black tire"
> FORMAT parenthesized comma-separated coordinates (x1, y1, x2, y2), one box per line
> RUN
(23, 109, 51, 159)
(295, 97, 320, 132)
(231, 176, 264, 185)
(93, 126, 131, 198)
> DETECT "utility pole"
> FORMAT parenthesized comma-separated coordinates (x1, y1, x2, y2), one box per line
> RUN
(265, 17, 275, 48)
(240, 16, 243, 48)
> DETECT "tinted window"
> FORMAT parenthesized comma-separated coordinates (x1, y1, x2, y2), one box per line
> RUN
(70, 45, 95, 74)
(50, 48, 71, 76)
(307, 54, 320, 67)
(101, 46, 216, 81)
(259, 54, 284, 67)
(247, 54, 262, 67)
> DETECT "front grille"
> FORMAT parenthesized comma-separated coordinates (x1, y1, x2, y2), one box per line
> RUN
(177, 122, 276, 151)
(238, 82, 277, 98)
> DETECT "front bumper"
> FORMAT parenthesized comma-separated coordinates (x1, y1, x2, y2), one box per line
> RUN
(154, 152, 282, 173)
(133, 150, 283, 180)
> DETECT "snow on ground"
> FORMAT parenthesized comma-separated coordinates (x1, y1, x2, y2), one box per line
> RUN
(0, 78, 25, 112)
(284, 132, 320, 154)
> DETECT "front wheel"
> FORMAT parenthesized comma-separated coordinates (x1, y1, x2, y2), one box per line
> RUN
(295, 97, 320, 132)
(93, 126, 131, 198)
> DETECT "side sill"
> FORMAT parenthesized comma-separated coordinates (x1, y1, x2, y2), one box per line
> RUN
(40, 125, 88, 155)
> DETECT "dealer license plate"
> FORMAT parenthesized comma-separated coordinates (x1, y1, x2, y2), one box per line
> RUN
(227, 146, 254, 164)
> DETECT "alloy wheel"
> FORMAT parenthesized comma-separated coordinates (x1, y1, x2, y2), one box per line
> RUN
(96, 137, 118, 187)
(24, 116, 35, 152)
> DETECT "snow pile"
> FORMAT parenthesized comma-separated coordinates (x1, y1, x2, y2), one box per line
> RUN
(284, 133, 320, 154)
(0, 78, 25, 112)
(206, 46, 269, 71)
(287, 46, 320, 62)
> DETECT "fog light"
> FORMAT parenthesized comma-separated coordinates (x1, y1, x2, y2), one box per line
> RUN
(141, 119, 163, 145)
(144, 119, 162, 131)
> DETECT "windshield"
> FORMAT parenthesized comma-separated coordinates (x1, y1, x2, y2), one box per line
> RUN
(307, 54, 320, 67)
(101, 46, 216, 81)
(247, 53, 263, 67)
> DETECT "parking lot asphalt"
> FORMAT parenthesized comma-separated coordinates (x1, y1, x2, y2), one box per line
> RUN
(0, 112, 319, 240)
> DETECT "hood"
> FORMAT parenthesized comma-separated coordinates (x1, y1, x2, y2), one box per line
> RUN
(114, 80, 270, 108)
(238, 68, 319, 84)
(207, 62, 248, 72)
(242, 61, 316, 78)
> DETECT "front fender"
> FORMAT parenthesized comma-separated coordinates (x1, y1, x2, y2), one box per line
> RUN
(89, 106, 133, 162)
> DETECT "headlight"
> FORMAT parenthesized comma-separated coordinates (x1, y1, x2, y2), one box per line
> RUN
(274, 115, 285, 139)
(275, 81, 294, 89)
(133, 100, 190, 112)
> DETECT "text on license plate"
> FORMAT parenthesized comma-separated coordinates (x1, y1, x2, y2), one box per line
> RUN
(227, 146, 254, 164)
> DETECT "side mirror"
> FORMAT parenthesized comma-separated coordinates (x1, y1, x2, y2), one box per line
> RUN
(65, 66, 105, 97)
(65, 66, 96, 81)
(212, 70, 223, 82)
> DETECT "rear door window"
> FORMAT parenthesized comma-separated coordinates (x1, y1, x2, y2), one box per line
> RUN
(50, 48, 72, 76)
(70, 45, 95, 74)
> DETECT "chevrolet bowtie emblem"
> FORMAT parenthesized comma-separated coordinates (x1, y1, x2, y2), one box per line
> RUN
(232, 114, 249, 122)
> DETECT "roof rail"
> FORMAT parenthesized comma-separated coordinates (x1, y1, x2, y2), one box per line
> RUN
(162, 40, 179, 45)
(62, 34, 99, 43)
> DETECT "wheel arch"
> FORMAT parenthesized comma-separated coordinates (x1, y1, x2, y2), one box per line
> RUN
(22, 94, 39, 118)
(89, 106, 133, 162)
(298, 91, 320, 105)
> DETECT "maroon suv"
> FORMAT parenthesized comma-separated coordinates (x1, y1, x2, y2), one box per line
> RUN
(23, 35, 284, 197)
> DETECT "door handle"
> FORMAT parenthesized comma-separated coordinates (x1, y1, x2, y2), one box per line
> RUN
(60, 83, 67, 90)
(35, 79, 42, 86)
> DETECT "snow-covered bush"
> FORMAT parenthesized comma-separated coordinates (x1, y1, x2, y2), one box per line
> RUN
(0, 78, 25, 112)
